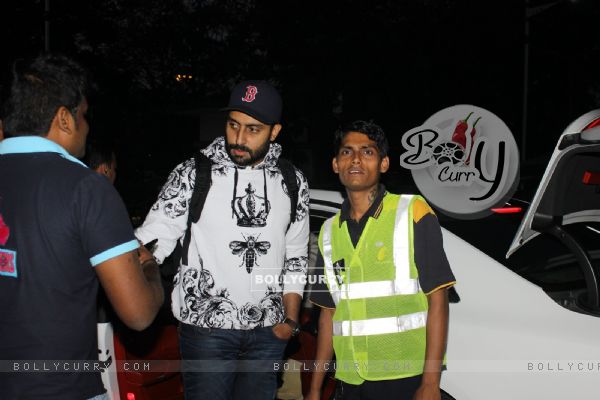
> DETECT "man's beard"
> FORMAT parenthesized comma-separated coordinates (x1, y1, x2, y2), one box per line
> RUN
(226, 140, 271, 166)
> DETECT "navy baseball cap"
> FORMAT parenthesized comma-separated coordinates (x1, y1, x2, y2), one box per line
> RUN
(223, 80, 282, 125)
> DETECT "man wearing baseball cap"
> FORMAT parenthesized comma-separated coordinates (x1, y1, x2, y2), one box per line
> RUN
(136, 81, 310, 399)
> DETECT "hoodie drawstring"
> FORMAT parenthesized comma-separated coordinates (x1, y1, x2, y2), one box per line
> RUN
(232, 167, 239, 219)
(263, 166, 270, 215)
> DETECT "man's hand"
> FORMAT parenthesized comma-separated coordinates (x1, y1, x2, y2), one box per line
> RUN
(96, 249, 164, 331)
(274, 292, 302, 341)
(308, 307, 334, 399)
(137, 239, 156, 265)
(413, 383, 441, 400)
(271, 322, 293, 341)
(416, 288, 449, 400)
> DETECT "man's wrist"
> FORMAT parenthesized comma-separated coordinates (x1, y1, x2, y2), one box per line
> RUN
(283, 317, 300, 336)
(420, 371, 442, 386)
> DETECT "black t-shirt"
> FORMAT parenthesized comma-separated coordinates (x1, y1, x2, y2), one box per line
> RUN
(310, 188, 455, 309)
(0, 142, 137, 400)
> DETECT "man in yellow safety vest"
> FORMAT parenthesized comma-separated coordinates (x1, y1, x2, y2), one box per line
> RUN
(307, 120, 456, 400)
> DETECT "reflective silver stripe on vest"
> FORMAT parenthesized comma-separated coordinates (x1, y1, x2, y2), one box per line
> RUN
(392, 195, 420, 295)
(321, 218, 341, 305)
(333, 311, 427, 336)
(340, 279, 421, 300)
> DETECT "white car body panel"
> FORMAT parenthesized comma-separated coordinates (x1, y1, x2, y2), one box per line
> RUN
(441, 229, 600, 399)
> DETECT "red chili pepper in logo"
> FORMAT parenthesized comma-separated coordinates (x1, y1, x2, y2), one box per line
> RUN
(451, 112, 473, 150)
(0, 213, 9, 246)
(466, 116, 482, 165)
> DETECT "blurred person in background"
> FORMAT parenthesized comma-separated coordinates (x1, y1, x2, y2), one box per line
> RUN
(85, 139, 117, 185)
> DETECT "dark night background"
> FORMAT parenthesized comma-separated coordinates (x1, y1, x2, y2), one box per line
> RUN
(1, 0, 599, 219)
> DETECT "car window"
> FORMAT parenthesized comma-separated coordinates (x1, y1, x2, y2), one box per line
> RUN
(439, 211, 524, 267)
(310, 211, 334, 234)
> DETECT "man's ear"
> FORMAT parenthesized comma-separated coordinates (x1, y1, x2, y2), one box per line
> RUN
(332, 157, 339, 174)
(94, 162, 109, 175)
(270, 123, 282, 141)
(54, 106, 75, 135)
(46, 106, 75, 148)
(379, 156, 390, 173)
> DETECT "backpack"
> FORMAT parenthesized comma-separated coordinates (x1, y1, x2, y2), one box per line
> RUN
(173, 152, 300, 266)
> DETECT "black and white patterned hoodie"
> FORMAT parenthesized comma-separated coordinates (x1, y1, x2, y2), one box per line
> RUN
(135, 137, 310, 329)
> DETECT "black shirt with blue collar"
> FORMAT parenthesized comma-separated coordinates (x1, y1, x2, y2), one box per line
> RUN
(0, 136, 138, 399)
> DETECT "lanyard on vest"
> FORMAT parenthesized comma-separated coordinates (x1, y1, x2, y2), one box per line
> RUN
(322, 195, 421, 305)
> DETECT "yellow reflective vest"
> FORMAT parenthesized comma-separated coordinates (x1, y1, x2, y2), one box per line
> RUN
(319, 194, 429, 384)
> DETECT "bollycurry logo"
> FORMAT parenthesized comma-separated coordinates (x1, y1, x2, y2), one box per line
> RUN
(400, 105, 520, 219)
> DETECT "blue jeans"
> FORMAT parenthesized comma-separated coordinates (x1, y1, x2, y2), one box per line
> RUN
(179, 323, 288, 400)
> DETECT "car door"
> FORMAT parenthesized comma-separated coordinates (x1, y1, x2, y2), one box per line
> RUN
(509, 110, 600, 313)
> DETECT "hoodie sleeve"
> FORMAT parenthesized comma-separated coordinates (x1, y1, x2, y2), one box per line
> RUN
(135, 158, 195, 263)
(282, 167, 310, 297)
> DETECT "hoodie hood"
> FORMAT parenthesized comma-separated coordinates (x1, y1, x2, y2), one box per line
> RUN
(201, 137, 282, 169)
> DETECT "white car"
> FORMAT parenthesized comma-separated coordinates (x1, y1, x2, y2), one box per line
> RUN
(308, 110, 600, 400)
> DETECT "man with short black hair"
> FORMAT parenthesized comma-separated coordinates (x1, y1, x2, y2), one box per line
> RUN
(136, 81, 310, 400)
(307, 120, 456, 400)
(0, 54, 164, 400)
(85, 139, 117, 184)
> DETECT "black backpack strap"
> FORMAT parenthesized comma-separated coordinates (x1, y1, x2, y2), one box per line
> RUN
(189, 153, 213, 224)
(181, 152, 212, 265)
(277, 158, 299, 226)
